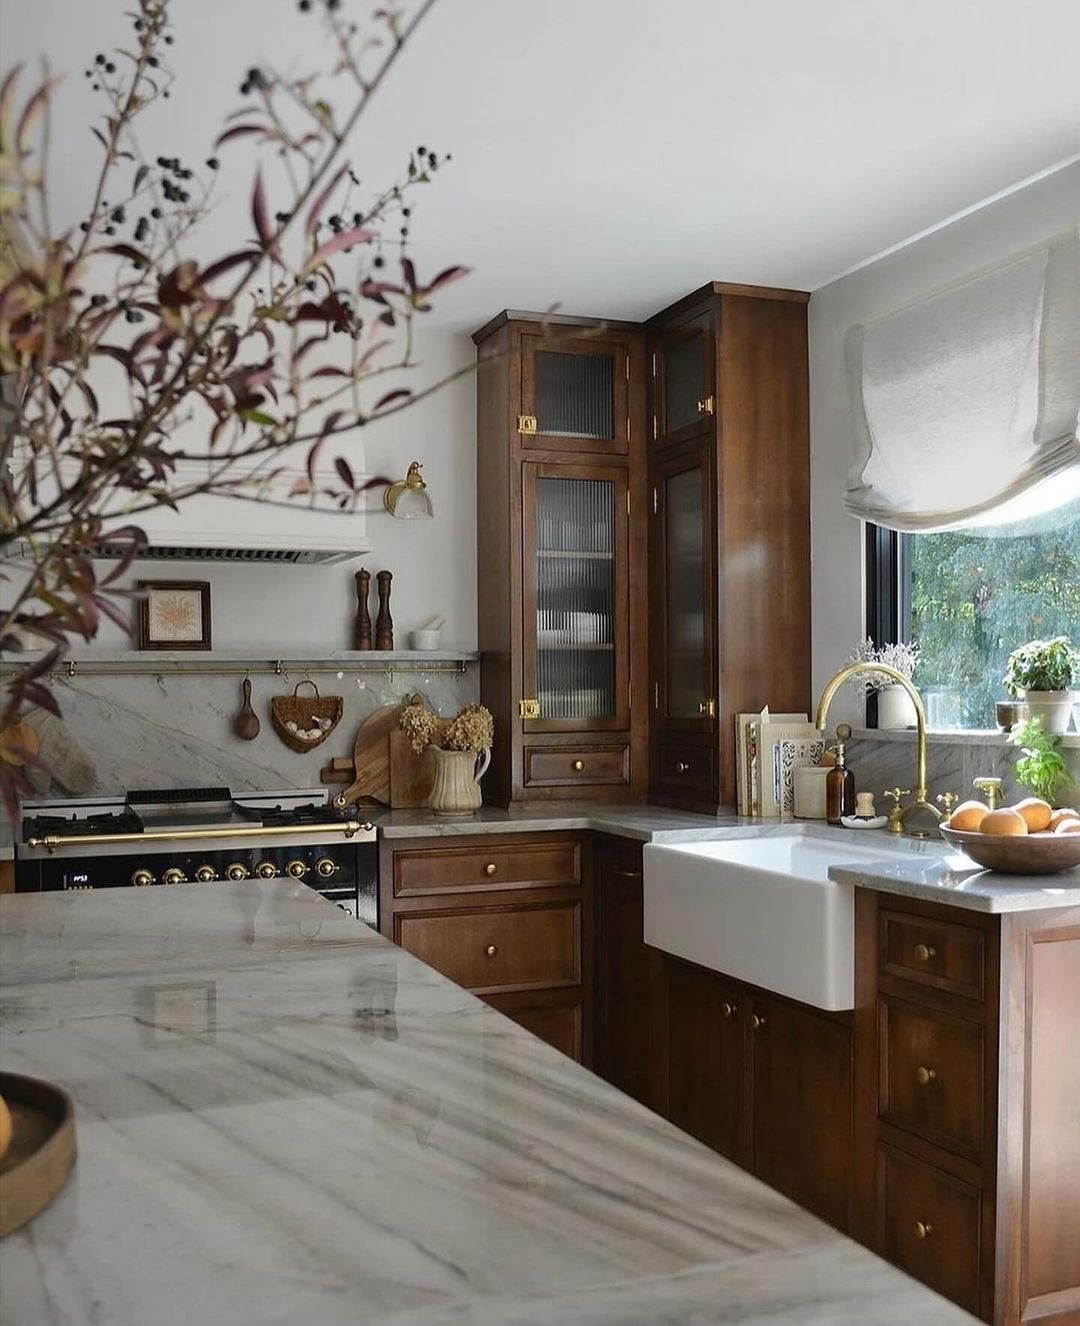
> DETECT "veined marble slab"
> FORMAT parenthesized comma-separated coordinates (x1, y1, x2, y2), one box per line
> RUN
(829, 852, 1080, 913)
(0, 881, 975, 1326)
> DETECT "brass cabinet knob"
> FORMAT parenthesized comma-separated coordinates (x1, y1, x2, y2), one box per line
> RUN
(484, 863, 497, 876)
(676, 761, 690, 774)
(751, 1013, 766, 1029)
(720, 1002, 737, 1018)
(131, 869, 155, 888)
(225, 862, 249, 881)
(572, 759, 584, 772)
(162, 867, 186, 887)
(286, 860, 308, 879)
(914, 1220, 934, 1240)
(914, 943, 936, 962)
(485, 944, 498, 958)
(194, 865, 217, 883)
(315, 857, 337, 878)
(916, 1065, 937, 1086)
(254, 861, 277, 878)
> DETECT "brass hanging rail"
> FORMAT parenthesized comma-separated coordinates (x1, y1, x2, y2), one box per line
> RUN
(0, 651, 477, 680)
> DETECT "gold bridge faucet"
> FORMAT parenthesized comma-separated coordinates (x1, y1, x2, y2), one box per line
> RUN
(814, 662, 944, 837)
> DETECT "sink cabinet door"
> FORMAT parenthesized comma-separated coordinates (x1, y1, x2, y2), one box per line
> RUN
(750, 994, 853, 1232)
(666, 957, 749, 1163)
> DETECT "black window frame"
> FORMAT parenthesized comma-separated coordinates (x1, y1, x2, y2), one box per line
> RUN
(864, 523, 911, 728)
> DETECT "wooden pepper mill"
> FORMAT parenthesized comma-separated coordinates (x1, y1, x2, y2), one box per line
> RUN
(353, 568, 372, 650)
(374, 570, 394, 650)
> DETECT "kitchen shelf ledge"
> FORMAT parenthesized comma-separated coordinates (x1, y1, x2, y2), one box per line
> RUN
(851, 725, 1080, 750)
(0, 649, 479, 678)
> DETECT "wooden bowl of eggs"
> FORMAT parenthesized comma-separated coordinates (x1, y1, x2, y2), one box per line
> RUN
(939, 798, 1080, 875)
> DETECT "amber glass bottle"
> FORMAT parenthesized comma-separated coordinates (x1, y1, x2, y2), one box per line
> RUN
(825, 730, 856, 824)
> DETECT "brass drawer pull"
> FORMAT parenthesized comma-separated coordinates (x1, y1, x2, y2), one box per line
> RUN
(916, 1065, 937, 1086)
(720, 1002, 737, 1018)
(485, 944, 498, 958)
(484, 863, 497, 876)
(914, 1220, 934, 1240)
(751, 1013, 766, 1029)
(914, 943, 936, 961)
(572, 759, 584, 771)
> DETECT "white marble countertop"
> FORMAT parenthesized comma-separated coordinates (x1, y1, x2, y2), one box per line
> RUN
(828, 849, 1080, 913)
(0, 880, 975, 1326)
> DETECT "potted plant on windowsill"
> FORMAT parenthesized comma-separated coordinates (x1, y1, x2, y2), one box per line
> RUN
(1003, 637, 1079, 735)
(845, 639, 921, 730)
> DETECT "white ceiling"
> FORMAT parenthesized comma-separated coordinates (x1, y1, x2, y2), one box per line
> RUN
(4, 0, 1079, 331)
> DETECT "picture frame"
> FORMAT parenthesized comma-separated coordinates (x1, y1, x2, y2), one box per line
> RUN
(137, 580, 212, 651)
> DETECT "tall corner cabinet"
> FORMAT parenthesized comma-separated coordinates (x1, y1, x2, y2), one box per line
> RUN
(645, 283, 812, 811)
(473, 311, 648, 806)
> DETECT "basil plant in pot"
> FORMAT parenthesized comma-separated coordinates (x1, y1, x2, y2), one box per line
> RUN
(1003, 637, 1079, 735)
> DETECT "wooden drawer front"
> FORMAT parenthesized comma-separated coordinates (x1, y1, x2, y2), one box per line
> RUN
(393, 839, 580, 898)
(491, 995, 583, 1061)
(879, 1146, 981, 1315)
(396, 902, 580, 994)
(657, 742, 716, 795)
(881, 999, 984, 1160)
(880, 910, 984, 1001)
(524, 744, 630, 788)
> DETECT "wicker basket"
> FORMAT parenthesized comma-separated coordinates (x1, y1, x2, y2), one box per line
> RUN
(270, 680, 343, 752)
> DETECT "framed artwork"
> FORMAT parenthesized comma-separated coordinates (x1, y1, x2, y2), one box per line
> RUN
(137, 580, 212, 651)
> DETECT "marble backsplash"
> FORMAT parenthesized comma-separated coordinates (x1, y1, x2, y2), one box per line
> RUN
(20, 665, 479, 798)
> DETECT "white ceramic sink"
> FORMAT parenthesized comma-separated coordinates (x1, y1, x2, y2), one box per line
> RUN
(643, 832, 919, 1011)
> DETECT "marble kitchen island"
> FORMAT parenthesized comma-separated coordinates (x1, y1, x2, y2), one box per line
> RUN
(0, 879, 975, 1325)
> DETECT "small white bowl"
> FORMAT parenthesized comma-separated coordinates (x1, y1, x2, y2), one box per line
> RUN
(410, 628, 442, 651)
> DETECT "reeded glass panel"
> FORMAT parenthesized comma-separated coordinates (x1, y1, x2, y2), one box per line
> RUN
(535, 351, 614, 440)
(535, 476, 616, 720)
(664, 331, 705, 435)
(665, 467, 706, 716)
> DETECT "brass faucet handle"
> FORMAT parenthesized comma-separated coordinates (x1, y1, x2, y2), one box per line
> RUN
(936, 792, 959, 818)
(883, 787, 911, 807)
(973, 777, 1004, 811)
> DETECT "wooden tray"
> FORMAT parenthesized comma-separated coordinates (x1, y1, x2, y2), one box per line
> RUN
(0, 1072, 77, 1237)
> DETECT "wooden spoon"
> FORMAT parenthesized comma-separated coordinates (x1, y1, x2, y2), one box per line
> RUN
(232, 678, 260, 741)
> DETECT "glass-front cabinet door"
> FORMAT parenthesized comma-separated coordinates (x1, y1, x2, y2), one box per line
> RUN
(520, 334, 629, 456)
(652, 310, 715, 450)
(521, 463, 630, 732)
(651, 445, 715, 730)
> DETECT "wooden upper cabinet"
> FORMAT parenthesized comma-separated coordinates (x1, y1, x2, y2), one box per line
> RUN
(520, 333, 630, 456)
(521, 462, 631, 733)
(650, 308, 715, 450)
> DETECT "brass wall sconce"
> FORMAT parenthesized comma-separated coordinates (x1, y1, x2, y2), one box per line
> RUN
(383, 461, 434, 519)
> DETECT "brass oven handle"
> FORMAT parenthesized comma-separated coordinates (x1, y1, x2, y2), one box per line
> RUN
(26, 820, 370, 852)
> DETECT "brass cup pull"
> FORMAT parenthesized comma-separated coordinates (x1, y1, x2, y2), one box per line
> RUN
(914, 943, 936, 962)
(751, 1013, 766, 1029)
(485, 944, 498, 958)
(572, 760, 584, 772)
(484, 863, 497, 877)
(720, 1002, 737, 1018)
(916, 1065, 937, 1086)
(914, 1220, 933, 1240)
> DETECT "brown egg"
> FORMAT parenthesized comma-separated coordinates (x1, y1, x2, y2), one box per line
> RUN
(980, 808, 1029, 836)
(1012, 798, 1053, 832)
(1048, 807, 1080, 831)
(1055, 818, 1080, 836)
(947, 800, 990, 832)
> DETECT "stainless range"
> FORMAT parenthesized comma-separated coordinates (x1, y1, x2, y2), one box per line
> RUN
(15, 786, 378, 926)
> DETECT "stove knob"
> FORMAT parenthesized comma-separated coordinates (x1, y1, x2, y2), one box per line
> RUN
(194, 865, 217, 883)
(225, 862, 249, 881)
(286, 859, 308, 879)
(162, 867, 186, 886)
(131, 869, 155, 888)
(254, 860, 277, 879)
(314, 857, 338, 879)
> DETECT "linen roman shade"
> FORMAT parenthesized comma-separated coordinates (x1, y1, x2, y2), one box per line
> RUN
(844, 228, 1080, 532)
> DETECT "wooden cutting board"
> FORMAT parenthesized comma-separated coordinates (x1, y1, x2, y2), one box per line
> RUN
(330, 704, 402, 808)
(389, 729, 433, 809)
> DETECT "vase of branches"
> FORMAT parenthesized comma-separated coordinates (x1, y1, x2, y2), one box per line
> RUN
(399, 698, 494, 816)
(845, 639, 921, 730)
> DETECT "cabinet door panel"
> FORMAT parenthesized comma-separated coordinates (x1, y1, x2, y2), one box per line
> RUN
(651, 311, 715, 449)
(520, 334, 628, 455)
(751, 995, 853, 1231)
(488, 989, 583, 1061)
(522, 463, 630, 733)
(666, 959, 746, 1161)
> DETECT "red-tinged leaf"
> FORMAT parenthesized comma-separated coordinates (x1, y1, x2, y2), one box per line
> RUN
(295, 333, 329, 363)
(402, 257, 417, 293)
(95, 344, 146, 387)
(17, 78, 61, 153)
(0, 65, 22, 153)
(91, 592, 133, 635)
(23, 682, 61, 717)
(98, 526, 147, 584)
(95, 242, 149, 268)
(356, 337, 390, 372)
(307, 410, 343, 481)
(133, 163, 149, 193)
(308, 366, 351, 379)
(308, 226, 377, 268)
(215, 123, 269, 147)
(200, 250, 258, 284)
(251, 168, 274, 252)
(424, 265, 469, 295)
(305, 163, 348, 237)
(374, 388, 411, 411)
(21, 645, 62, 684)
(335, 456, 355, 490)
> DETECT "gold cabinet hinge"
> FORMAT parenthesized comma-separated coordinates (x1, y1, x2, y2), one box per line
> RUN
(652, 415, 658, 441)
(626, 415, 631, 443)
(654, 681, 660, 709)
(698, 698, 716, 717)
(626, 490, 631, 515)
(652, 486, 659, 515)
(697, 396, 715, 416)
(651, 351, 657, 377)
(519, 698, 540, 719)
(518, 414, 537, 435)
(625, 356, 630, 381)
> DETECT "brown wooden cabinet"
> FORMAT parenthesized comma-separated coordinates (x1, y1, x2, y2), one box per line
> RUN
(646, 283, 812, 811)
(474, 312, 648, 806)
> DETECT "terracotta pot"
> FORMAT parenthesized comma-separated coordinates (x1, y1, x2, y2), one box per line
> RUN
(428, 747, 491, 817)
(1021, 690, 1075, 735)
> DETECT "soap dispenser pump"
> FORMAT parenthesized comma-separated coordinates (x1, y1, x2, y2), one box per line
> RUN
(826, 723, 856, 825)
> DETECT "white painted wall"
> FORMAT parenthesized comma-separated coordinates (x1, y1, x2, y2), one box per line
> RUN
(808, 162, 1080, 725)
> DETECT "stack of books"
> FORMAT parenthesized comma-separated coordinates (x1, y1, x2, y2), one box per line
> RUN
(735, 709, 827, 817)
